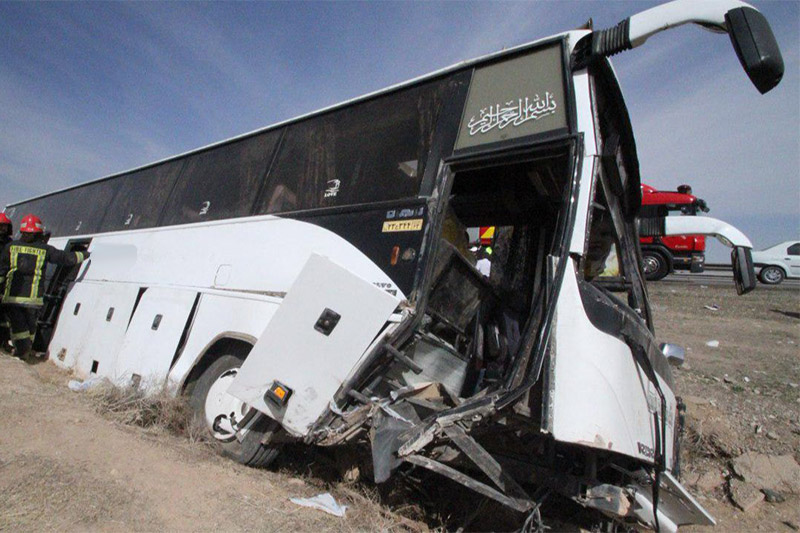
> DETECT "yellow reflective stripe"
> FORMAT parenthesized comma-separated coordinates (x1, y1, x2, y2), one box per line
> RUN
(1, 295, 44, 306)
(4, 247, 17, 299)
(11, 245, 47, 256)
(75, 251, 84, 262)
(30, 247, 46, 301)
(10, 331, 32, 341)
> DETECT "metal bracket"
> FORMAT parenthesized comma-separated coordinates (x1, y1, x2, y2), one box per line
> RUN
(385, 344, 423, 374)
(443, 424, 532, 502)
(405, 454, 533, 513)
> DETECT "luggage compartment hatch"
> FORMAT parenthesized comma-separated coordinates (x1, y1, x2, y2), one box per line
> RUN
(228, 254, 400, 436)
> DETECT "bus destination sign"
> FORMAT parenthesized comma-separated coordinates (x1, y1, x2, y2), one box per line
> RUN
(455, 42, 567, 151)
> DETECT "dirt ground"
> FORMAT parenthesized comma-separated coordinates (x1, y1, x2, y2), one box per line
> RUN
(0, 357, 419, 532)
(649, 281, 800, 532)
(0, 280, 798, 532)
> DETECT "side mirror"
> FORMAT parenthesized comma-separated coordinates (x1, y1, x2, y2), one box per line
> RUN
(726, 7, 784, 94)
(732, 246, 756, 295)
(660, 343, 685, 367)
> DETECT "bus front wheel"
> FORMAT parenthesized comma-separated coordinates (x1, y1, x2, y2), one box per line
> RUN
(188, 354, 282, 467)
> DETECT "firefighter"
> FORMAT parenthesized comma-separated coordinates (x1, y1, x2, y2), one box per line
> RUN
(0, 214, 89, 362)
(0, 213, 11, 352)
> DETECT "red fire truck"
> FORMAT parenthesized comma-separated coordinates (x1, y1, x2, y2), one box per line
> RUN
(639, 184, 709, 280)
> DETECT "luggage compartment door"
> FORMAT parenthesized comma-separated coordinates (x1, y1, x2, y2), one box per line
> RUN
(228, 254, 400, 437)
(48, 282, 141, 379)
(47, 281, 105, 370)
(112, 288, 198, 391)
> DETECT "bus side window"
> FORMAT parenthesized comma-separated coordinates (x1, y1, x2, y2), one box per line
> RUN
(161, 129, 280, 226)
(99, 159, 184, 232)
(583, 189, 622, 281)
(255, 77, 449, 215)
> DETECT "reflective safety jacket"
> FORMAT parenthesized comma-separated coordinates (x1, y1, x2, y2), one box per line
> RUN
(0, 241, 87, 307)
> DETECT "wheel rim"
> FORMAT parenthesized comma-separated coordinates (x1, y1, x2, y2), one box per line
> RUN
(643, 255, 661, 275)
(763, 268, 782, 283)
(204, 368, 249, 442)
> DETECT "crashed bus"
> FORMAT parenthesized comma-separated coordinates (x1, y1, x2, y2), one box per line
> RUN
(2, 0, 783, 530)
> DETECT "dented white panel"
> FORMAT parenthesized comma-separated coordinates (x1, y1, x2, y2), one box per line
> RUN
(550, 264, 676, 466)
(112, 287, 197, 391)
(228, 254, 400, 437)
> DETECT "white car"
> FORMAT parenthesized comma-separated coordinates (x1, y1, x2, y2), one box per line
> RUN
(752, 240, 800, 285)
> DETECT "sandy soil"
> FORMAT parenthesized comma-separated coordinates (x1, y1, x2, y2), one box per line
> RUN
(0, 281, 797, 532)
(0, 357, 417, 532)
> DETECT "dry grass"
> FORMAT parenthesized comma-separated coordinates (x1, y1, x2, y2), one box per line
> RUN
(88, 381, 207, 443)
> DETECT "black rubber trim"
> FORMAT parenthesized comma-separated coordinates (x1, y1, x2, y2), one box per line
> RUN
(592, 18, 632, 58)
(576, 279, 673, 389)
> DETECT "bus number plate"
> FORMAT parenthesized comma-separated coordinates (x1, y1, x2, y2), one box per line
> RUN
(382, 219, 423, 232)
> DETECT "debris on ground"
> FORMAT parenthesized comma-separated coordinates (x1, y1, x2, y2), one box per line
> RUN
(687, 470, 723, 492)
(704, 304, 720, 312)
(289, 493, 347, 517)
(762, 488, 786, 503)
(729, 478, 763, 512)
(706, 340, 720, 348)
(684, 397, 740, 457)
(731, 453, 800, 495)
(67, 377, 104, 392)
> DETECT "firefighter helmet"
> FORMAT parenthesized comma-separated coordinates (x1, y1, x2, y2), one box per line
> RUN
(20, 214, 44, 234)
(0, 213, 11, 225)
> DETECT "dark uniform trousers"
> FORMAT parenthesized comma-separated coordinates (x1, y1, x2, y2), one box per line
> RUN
(0, 237, 9, 349)
(0, 306, 10, 349)
(4, 305, 39, 357)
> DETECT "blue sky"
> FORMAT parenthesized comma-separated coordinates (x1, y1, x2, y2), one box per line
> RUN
(0, 0, 797, 259)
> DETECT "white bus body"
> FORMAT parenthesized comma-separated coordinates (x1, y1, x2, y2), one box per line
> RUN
(2, 1, 783, 530)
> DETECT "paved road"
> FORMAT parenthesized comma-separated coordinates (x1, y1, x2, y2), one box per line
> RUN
(659, 271, 800, 290)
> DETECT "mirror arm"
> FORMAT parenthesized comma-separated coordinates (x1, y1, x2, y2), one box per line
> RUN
(627, 0, 751, 48)
(585, 0, 751, 57)
(662, 216, 752, 249)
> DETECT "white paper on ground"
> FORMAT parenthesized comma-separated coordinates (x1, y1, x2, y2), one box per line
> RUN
(289, 492, 347, 517)
(67, 376, 104, 392)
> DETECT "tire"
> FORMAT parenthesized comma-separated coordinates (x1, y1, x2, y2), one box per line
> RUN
(642, 250, 670, 281)
(758, 265, 785, 285)
(188, 354, 282, 467)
